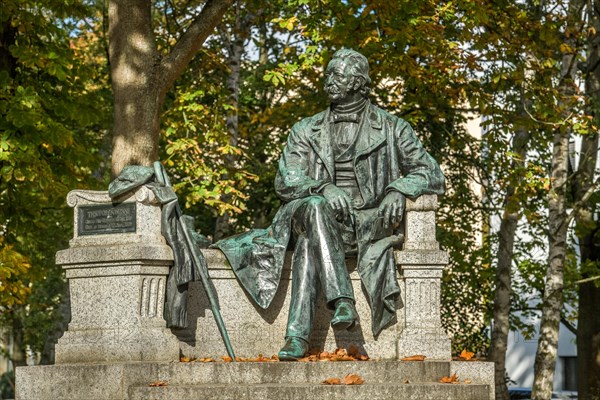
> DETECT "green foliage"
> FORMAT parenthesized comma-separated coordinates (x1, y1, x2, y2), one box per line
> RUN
(255, 0, 595, 355)
(162, 82, 258, 216)
(2, 0, 598, 377)
(0, 240, 31, 308)
(0, 0, 110, 364)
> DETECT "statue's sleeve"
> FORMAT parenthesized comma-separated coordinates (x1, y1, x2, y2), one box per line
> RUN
(386, 119, 445, 198)
(275, 123, 326, 201)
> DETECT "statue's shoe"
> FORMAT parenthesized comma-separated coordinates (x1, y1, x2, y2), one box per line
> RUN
(331, 299, 358, 330)
(278, 337, 309, 361)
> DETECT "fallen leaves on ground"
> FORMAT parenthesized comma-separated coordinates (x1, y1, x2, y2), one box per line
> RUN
(439, 373, 459, 384)
(322, 374, 364, 385)
(182, 354, 280, 363)
(185, 346, 367, 363)
(196, 357, 216, 362)
(148, 381, 168, 387)
(343, 374, 364, 385)
(300, 347, 369, 362)
(401, 354, 426, 361)
(322, 377, 342, 385)
(459, 349, 475, 361)
(234, 354, 279, 362)
(403, 378, 410, 384)
(464, 379, 472, 384)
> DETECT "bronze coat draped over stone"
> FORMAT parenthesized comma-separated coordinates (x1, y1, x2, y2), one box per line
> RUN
(214, 103, 445, 335)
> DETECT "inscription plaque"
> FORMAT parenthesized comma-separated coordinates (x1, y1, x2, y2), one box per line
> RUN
(78, 202, 136, 236)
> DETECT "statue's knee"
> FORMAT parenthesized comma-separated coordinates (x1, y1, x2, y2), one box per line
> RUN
(305, 195, 328, 208)
(303, 196, 331, 217)
(293, 196, 331, 231)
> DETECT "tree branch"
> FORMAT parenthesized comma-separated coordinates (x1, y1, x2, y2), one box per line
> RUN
(560, 316, 577, 335)
(575, 275, 600, 284)
(566, 176, 600, 225)
(159, 0, 234, 95)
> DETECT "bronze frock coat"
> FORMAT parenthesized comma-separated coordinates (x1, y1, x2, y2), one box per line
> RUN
(213, 102, 445, 335)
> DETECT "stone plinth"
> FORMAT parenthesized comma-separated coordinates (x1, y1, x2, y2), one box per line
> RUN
(397, 195, 451, 360)
(17, 360, 494, 400)
(178, 249, 404, 359)
(54, 188, 179, 363)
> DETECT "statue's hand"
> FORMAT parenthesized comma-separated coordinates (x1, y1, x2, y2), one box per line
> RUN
(322, 184, 352, 221)
(378, 191, 406, 229)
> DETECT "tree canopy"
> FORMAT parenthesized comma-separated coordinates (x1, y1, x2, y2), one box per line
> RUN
(1, 1, 599, 399)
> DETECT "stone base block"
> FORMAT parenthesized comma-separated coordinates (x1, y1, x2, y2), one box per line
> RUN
(397, 329, 452, 360)
(177, 250, 405, 360)
(16, 360, 494, 400)
(55, 327, 179, 363)
(56, 246, 179, 363)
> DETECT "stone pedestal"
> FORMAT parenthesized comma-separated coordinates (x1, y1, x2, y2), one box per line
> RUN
(179, 195, 450, 360)
(397, 195, 451, 360)
(54, 188, 179, 363)
(17, 193, 482, 400)
(178, 250, 404, 359)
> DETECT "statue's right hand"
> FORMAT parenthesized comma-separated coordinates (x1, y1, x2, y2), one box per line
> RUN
(322, 184, 352, 221)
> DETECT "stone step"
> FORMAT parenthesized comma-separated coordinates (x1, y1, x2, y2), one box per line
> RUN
(129, 382, 491, 400)
(16, 360, 494, 400)
(159, 360, 455, 385)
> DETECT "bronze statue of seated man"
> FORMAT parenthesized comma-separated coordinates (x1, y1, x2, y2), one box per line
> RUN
(214, 48, 445, 360)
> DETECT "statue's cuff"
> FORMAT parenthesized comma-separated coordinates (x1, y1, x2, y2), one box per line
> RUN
(309, 182, 331, 195)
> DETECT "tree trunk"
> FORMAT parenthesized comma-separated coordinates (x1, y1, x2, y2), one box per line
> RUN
(214, 2, 256, 240)
(532, 2, 582, 397)
(109, 0, 162, 176)
(577, 253, 600, 400)
(108, 0, 234, 177)
(0, 19, 16, 78)
(11, 319, 26, 368)
(531, 125, 570, 399)
(577, 5, 600, 392)
(489, 124, 530, 400)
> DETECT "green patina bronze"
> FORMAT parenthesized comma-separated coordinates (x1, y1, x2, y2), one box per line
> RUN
(214, 49, 445, 360)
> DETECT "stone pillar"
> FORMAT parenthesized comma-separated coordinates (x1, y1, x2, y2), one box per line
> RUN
(54, 188, 180, 363)
(397, 195, 451, 360)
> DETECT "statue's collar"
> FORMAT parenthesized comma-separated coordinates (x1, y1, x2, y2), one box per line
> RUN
(312, 101, 382, 130)
(330, 97, 368, 115)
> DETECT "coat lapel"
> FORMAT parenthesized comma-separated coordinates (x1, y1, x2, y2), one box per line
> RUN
(354, 104, 386, 160)
(308, 109, 335, 179)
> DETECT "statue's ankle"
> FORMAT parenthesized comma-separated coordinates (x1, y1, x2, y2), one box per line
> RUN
(334, 298, 354, 308)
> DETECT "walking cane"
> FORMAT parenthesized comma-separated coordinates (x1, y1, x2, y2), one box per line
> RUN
(153, 161, 236, 361)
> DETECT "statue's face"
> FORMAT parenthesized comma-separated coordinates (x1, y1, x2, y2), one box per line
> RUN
(324, 59, 359, 105)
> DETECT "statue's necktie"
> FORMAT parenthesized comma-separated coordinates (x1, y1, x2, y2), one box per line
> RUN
(332, 113, 359, 123)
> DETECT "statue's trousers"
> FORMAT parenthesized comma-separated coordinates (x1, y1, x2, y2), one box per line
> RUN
(286, 196, 355, 340)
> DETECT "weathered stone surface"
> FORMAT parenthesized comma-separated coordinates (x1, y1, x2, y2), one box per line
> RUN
(16, 363, 157, 400)
(451, 361, 495, 387)
(44, 187, 452, 377)
(406, 194, 439, 212)
(397, 260, 451, 360)
(57, 245, 173, 268)
(395, 250, 449, 266)
(66, 188, 166, 248)
(16, 360, 494, 400)
(178, 249, 405, 360)
(54, 188, 179, 364)
(397, 329, 452, 360)
(404, 195, 440, 250)
(131, 383, 490, 400)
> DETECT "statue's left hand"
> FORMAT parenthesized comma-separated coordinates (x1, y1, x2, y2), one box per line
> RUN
(378, 191, 406, 229)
